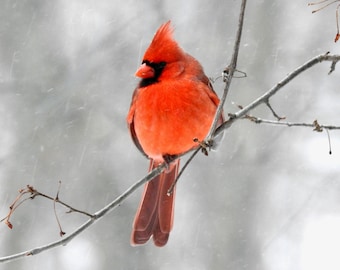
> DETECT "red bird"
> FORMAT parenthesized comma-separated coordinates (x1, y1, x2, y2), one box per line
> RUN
(127, 21, 223, 246)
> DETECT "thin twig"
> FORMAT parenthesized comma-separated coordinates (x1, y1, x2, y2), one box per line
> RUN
(167, 147, 201, 195)
(206, 0, 247, 141)
(245, 115, 340, 130)
(265, 100, 286, 121)
(309, 0, 339, 13)
(53, 181, 66, 237)
(326, 129, 333, 154)
(336, 4, 340, 42)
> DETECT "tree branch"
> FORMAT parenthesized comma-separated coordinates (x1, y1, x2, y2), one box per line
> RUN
(206, 0, 247, 141)
(214, 53, 340, 137)
(0, 165, 165, 263)
(245, 116, 340, 130)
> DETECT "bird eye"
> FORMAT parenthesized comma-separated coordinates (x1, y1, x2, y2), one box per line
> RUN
(142, 60, 151, 65)
(158, 62, 166, 68)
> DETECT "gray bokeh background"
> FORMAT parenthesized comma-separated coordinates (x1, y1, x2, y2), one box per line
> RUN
(1, 1, 340, 269)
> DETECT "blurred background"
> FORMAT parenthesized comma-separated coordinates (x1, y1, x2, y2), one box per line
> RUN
(0, 0, 340, 269)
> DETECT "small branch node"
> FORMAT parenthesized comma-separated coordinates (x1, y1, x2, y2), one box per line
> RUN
(222, 65, 232, 82)
(313, 119, 323, 132)
(228, 113, 237, 119)
(223, 67, 247, 80)
(193, 137, 211, 156)
(245, 114, 262, 123)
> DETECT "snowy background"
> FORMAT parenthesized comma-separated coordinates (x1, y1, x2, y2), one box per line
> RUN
(0, 1, 340, 269)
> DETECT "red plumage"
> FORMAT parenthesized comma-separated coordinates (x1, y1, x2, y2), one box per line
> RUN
(127, 21, 223, 246)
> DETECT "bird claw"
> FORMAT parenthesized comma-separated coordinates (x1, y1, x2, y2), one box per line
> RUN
(162, 154, 178, 171)
(193, 138, 212, 156)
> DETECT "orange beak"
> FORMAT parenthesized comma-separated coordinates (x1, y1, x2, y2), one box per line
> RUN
(135, 63, 155, 79)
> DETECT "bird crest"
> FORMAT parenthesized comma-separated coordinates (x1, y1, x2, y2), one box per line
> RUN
(143, 21, 184, 64)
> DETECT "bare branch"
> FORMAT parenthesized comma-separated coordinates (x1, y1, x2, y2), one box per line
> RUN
(206, 0, 247, 141)
(0, 164, 166, 263)
(1, 185, 95, 229)
(53, 181, 66, 237)
(214, 53, 340, 137)
(245, 115, 340, 130)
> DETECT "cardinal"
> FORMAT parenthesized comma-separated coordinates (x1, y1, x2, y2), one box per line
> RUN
(127, 21, 223, 246)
